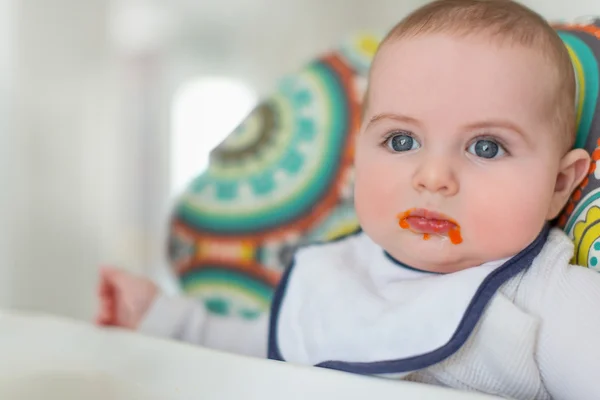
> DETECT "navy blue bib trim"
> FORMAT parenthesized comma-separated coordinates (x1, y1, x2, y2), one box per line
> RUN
(268, 224, 550, 375)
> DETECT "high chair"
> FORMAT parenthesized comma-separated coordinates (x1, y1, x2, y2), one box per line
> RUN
(167, 19, 600, 323)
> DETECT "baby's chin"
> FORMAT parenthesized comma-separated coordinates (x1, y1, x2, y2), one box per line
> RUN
(380, 232, 489, 273)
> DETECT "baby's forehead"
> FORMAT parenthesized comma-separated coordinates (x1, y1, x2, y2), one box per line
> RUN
(370, 34, 556, 99)
(372, 32, 552, 72)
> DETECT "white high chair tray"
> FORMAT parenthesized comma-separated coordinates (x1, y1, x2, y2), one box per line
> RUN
(0, 310, 499, 400)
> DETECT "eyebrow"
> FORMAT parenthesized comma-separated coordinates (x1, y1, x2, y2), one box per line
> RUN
(366, 113, 423, 129)
(463, 120, 528, 140)
(367, 113, 528, 141)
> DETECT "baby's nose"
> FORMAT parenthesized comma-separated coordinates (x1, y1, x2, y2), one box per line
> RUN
(412, 156, 459, 196)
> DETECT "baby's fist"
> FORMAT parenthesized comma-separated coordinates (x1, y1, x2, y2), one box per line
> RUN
(96, 266, 158, 329)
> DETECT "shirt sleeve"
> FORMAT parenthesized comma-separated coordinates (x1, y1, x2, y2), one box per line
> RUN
(138, 294, 269, 359)
(536, 265, 600, 400)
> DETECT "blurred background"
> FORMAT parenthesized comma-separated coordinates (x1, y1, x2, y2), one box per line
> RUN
(0, 0, 598, 321)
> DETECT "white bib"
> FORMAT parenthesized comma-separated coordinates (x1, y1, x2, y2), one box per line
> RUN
(268, 227, 549, 376)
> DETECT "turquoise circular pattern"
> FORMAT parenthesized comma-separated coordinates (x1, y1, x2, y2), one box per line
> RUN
(180, 267, 274, 319)
(176, 59, 354, 234)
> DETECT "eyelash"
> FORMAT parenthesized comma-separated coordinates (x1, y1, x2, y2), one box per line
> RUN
(380, 130, 416, 147)
(468, 134, 511, 156)
(379, 131, 511, 156)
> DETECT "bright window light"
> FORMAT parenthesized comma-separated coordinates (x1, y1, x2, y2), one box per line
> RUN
(171, 77, 257, 195)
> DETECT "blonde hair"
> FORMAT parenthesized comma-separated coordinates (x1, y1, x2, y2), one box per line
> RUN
(365, 0, 576, 150)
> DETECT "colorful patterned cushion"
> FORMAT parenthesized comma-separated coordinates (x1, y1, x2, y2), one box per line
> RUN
(555, 21, 600, 270)
(168, 20, 600, 319)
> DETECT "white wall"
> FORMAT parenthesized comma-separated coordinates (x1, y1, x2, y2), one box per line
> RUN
(7, 0, 122, 319)
(521, 0, 600, 21)
(0, 0, 16, 308)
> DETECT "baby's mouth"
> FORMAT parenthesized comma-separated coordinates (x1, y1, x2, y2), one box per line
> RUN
(397, 208, 463, 245)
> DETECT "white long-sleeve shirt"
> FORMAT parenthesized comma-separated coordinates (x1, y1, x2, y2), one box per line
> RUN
(139, 228, 600, 399)
(140, 294, 269, 358)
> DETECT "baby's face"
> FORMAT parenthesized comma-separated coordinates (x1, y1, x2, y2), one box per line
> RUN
(355, 34, 567, 272)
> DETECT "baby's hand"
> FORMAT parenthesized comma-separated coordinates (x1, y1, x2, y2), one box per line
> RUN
(96, 266, 158, 329)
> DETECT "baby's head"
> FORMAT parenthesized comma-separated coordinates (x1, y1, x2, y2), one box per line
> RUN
(354, 0, 591, 272)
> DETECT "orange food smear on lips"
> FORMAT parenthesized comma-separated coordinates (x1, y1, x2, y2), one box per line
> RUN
(397, 208, 463, 245)
(399, 218, 410, 229)
(448, 226, 463, 245)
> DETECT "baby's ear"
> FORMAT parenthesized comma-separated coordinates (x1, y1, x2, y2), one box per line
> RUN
(547, 149, 591, 219)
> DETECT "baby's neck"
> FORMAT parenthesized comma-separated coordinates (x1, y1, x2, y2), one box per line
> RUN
(384, 251, 514, 275)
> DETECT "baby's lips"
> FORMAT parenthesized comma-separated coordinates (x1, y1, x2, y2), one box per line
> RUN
(397, 208, 463, 245)
(405, 216, 456, 234)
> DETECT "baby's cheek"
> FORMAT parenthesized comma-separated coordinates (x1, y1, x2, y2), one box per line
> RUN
(355, 173, 394, 221)
(465, 182, 548, 256)
(355, 157, 409, 232)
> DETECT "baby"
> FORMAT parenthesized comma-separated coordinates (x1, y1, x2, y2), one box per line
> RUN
(97, 1, 600, 399)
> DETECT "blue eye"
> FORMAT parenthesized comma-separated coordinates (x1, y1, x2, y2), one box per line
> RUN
(467, 139, 506, 159)
(386, 133, 420, 152)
